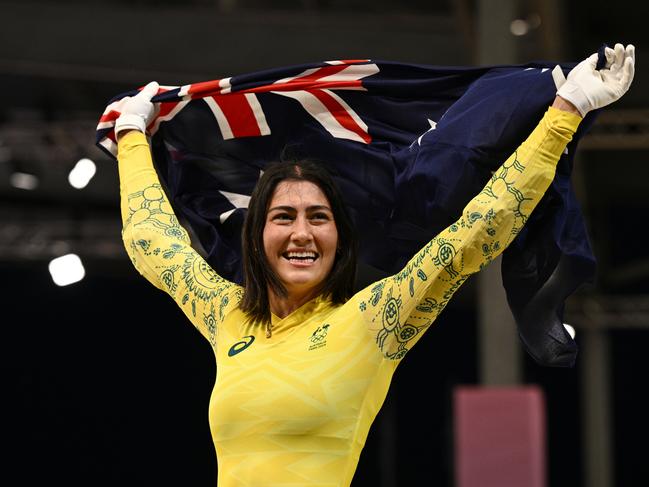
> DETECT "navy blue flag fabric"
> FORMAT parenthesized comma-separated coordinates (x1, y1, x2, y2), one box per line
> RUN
(97, 59, 599, 367)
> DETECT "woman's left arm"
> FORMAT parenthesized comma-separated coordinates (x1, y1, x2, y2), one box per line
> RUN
(354, 43, 634, 360)
(353, 105, 581, 359)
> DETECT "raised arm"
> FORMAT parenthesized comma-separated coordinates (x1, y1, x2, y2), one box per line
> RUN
(354, 44, 635, 360)
(116, 83, 241, 346)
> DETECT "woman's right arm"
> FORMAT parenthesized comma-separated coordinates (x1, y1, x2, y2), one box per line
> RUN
(117, 122, 241, 346)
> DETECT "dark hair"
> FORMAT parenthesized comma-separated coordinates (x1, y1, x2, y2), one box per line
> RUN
(240, 159, 357, 326)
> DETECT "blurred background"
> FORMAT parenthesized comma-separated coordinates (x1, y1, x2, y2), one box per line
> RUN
(1, 0, 647, 486)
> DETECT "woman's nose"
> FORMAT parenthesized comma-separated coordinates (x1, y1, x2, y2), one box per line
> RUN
(290, 216, 312, 243)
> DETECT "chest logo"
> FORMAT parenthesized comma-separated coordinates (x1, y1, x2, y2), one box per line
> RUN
(228, 335, 255, 356)
(308, 324, 330, 351)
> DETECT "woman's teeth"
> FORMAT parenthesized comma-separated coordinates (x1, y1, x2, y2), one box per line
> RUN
(284, 251, 317, 261)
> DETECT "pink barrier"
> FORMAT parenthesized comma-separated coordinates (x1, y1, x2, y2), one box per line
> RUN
(454, 386, 546, 487)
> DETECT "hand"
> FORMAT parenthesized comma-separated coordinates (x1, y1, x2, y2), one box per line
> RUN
(554, 43, 635, 117)
(550, 95, 581, 116)
(114, 81, 160, 137)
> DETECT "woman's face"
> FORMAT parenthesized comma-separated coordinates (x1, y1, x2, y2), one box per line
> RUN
(263, 180, 339, 300)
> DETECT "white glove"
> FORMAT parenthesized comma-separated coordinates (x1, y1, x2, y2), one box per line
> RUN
(114, 81, 160, 136)
(554, 43, 635, 117)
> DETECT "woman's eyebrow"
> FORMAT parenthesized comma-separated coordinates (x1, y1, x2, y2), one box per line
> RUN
(267, 205, 332, 212)
(307, 205, 332, 212)
(268, 205, 296, 213)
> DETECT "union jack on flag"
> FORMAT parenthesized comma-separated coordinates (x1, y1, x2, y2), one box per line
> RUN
(98, 59, 380, 152)
(96, 58, 600, 367)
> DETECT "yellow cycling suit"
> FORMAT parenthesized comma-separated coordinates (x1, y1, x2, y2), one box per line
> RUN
(117, 106, 581, 486)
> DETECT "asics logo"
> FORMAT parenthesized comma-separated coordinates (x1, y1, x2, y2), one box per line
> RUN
(228, 335, 255, 356)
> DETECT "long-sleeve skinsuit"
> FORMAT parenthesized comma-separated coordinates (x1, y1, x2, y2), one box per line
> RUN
(117, 106, 581, 486)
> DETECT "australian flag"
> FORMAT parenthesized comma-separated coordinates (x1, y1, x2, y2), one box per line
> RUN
(96, 58, 599, 367)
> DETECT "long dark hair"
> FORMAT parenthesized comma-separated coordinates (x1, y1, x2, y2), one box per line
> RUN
(240, 159, 357, 326)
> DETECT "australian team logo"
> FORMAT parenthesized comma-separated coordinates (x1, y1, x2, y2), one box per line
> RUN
(308, 324, 330, 351)
(228, 335, 255, 356)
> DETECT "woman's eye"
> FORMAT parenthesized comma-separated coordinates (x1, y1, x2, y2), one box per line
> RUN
(311, 213, 330, 221)
(273, 213, 292, 221)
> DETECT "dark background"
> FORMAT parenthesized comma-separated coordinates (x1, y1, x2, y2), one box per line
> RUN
(1, 1, 647, 486)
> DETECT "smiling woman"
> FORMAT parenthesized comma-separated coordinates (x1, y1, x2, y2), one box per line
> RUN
(263, 182, 339, 312)
(240, 161, 357, 331)
(113, 43, 634, 487)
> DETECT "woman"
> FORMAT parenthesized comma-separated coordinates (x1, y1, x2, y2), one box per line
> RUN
(115, 44, 634, 486)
